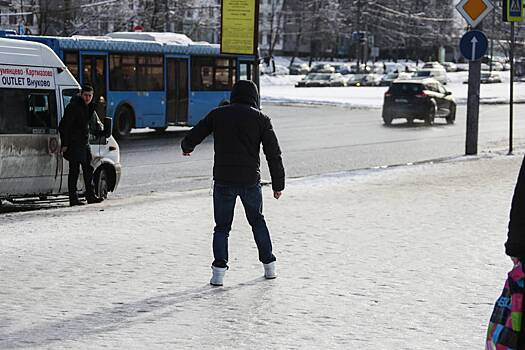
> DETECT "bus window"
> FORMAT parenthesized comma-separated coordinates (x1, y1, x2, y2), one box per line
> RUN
(64, 51, 79, 81)
(240, 62, 253, 81)
(0, 89, 57, 134)
(137, 55, 164, 91)
(110, 54, 138, 91)
(192, 57, 236, 91)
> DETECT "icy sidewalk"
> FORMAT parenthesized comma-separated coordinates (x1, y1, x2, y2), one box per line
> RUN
(0, 155, 522, 349)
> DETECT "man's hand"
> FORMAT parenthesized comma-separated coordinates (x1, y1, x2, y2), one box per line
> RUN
(512, 256, 520, 265)
(273, 191, 282, 199)
(182, 151, 191, 156)
(61, 146, 68, 154)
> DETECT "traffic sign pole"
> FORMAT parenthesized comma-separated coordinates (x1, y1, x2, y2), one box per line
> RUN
(466, 53, 481, 155)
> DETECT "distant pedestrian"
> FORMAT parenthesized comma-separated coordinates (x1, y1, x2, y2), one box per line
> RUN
(59, 84, 103, 206)
(181, 80, 285, 286)
(504, 156, 525, 348)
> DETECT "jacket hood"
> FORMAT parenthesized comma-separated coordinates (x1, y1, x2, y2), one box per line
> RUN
(230, 80, 260, 109)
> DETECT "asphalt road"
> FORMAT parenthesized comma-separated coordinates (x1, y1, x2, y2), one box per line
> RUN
(114, 103, 525, 198)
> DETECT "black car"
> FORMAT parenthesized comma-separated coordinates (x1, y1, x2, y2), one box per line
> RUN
(382, 79, 456, 125)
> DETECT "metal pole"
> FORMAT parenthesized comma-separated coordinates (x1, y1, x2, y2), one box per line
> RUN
(489, 3, 495, 72)
(509, 21, 515, 155)
(465, 24, 482, 155)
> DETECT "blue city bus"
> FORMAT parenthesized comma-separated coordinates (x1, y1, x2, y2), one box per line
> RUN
(1, 31, 257, 137)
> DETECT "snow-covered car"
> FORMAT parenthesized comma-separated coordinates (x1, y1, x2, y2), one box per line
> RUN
(380, 72, 414, 86)
(310, 63, 335, 73)
(491, 62, 504, 71)
(331, 63, 352, 75)
(304, 73, 346, 87)
(295, 73, 320, 87)
(361, 73, 383, 86)
(295, 73, 346, 87)
(346, 73, 368, 86)
(463, 71, 502, 84)
(422, 61, 445, 70)
(350, 64, 371, 74)
(289, 63, 310, 75)
(442, 62, 457, 72)
(413, 68, 448, 85)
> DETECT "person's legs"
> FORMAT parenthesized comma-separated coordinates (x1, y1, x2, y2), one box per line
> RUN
(212, 183, 238, 268)
(68, 160, 82, 205)
(81, 150, 102, 203)
(239, 183, 276, 264)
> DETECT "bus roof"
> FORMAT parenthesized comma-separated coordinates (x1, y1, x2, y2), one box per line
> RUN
(0, 37, 66, 68)
(6, 32, 241, 57)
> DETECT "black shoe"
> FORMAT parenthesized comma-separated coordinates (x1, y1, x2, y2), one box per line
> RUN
(70, 199, 86, 206)
(86, 195, 103, 204)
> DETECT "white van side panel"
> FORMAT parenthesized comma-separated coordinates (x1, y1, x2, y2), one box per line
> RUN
(0, 135, 59, 197)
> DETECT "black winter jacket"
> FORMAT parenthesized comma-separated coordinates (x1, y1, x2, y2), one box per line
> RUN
(58, 95, 94, 162)
(181, 80, 285, 191)
(506, 156, 525, 257)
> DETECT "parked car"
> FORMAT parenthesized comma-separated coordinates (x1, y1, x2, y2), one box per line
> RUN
(346, 73, 368, 86)
(382, 78, 456, 126)
(295, 73, 346, 87)
(462, 71, 502, 84)
(413, 68, 448, 85)
(310, 63, 335, 73)
(442, 62, 458, 72)
(331, 63, 352, 75)
(289, 63, 310, 75)
(380, 71, 414, 86)
(361, 73, 382, 86)
(350, 64, 371, 74)
(422, 61, 445, 70)
(295, 73, 320, 87)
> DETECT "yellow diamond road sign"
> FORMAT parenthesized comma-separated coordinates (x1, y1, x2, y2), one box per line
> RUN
(456, 0, 495, 28)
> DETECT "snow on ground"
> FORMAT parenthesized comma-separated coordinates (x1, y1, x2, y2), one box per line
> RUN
(260, 70, 525, 108)
(0, 154, 522, 348)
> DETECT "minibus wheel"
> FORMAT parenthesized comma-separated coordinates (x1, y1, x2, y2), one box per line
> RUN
(95, 168, 110, 199)
(114, 106, 133, 138)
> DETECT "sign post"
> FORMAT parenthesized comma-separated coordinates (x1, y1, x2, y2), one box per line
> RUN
(220, 0, 260, 87)
(503, 0, 523, 154)
(456, 0, 494, 155)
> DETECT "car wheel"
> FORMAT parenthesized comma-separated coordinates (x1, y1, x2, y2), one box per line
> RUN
(95, 167, 110, 199)
(383, 114, 393, 126)
(425, 104, 436, 126)
(446, 104, 456, 124)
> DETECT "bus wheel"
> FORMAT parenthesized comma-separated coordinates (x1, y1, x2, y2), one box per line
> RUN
(114, 106, 133, 138)
(95, 168, 110, 199)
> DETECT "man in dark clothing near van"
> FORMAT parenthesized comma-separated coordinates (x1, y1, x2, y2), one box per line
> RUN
(181, 80, 285, 286)
(59, 84, 103, 206)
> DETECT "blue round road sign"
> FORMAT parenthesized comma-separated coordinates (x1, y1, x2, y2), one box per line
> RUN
(460, 30, 488, 61)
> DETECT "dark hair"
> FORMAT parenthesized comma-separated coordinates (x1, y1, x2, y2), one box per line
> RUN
(81, 84, 94, 93)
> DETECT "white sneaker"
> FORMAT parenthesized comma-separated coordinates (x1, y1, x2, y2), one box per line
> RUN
(263, 262, 277, 279)
(210, 266, 227, 286)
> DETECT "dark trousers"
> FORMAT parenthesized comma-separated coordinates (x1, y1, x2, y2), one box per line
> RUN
(68, 157, 95, 201)
(212, 182, 276, 268)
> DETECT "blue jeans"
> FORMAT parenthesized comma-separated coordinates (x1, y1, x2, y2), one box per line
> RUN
(212, 182, 276, 268)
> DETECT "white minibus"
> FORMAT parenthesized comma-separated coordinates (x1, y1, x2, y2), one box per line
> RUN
(0, 38, 121, 201)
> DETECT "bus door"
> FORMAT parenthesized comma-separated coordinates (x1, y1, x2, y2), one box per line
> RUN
(166, 58, 189, 124)
(81, 54, 107, 118)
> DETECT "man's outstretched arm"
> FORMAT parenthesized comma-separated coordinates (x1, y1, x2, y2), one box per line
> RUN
(181, 113, 213, 156)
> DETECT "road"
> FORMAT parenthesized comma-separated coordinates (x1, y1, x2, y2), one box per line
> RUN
(115, 103, 525, 197)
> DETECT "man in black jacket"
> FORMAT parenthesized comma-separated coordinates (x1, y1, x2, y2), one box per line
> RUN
(59, 84, 102, 206)
(181, 80, 285, 286)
